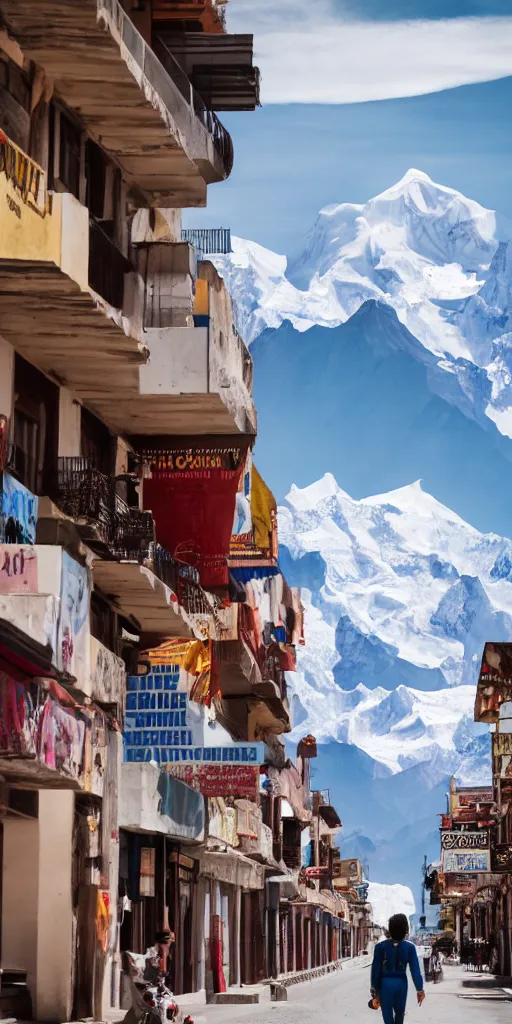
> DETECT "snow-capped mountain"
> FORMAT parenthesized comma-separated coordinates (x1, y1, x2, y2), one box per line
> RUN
(209, 170, 512, 901)
(214, 169, 512, 447)
(279, 474, 506, 775)
(278, 476, 501, 902)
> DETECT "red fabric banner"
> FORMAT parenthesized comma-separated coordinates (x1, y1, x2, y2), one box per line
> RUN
(142, 445, 246, 588)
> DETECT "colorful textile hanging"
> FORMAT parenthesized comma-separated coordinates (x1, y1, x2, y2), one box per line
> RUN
(229, 463, 278, 572)
(139, 440, 248, 588)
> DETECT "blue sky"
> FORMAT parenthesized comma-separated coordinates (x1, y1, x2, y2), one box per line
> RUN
(186, 77, 512, 255)
(184, 0, 512, 254)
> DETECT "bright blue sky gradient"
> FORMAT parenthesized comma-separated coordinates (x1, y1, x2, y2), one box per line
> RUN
(336, 0, 512, 16)
(185, 77, 512, 255)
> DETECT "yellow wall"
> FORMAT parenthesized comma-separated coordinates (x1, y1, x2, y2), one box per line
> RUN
(194, 277, 209, 316)
(0, 172, 62, 265)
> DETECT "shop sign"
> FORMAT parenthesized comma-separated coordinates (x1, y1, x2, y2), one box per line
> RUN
(442, 874, 477, 898)
(442, 850, 490, 873)
(170, 852, 196, 870)
(167, 763, 260, 801)
(441, 831, 489, 850)
(302, 866, 330, 879)
(140, 847, 155, 896)
(493, 734, 512, 756)
(124, 663, 263, 766)
(491, 845, 512, 873)
(458, 791, 492, 807)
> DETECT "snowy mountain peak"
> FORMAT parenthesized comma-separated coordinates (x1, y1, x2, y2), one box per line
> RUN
(279, 473, 511, 773)
(213, 171, 512, 439)
(287, 472, 347, 510)
(362, 480, 469, 526)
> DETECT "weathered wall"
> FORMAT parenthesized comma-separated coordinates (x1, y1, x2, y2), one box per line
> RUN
(198, 262, 256, 434)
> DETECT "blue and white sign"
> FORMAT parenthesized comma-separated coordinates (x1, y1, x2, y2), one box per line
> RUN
(123, 663, 263, 765)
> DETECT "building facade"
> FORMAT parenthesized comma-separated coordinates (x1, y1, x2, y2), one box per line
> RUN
(0, 2, 372, 1017)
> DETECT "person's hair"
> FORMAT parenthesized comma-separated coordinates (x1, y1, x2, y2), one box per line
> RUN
(388, 914, 409, 941)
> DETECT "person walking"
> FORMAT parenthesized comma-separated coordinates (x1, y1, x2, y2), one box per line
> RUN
(370, 914, 425, 1024)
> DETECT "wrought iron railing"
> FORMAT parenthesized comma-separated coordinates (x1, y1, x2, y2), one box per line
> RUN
(54, 459, 219, 614)
(55, 458, 155, 558)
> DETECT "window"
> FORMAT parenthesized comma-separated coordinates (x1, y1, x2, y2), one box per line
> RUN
(59, 111, 81, 197)
(12, 355, 59, 496)
(49, 103, 83, 198)
(81, 407, 115, 476)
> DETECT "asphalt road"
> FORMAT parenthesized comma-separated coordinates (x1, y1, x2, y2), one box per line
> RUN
(187, 964, 512, 1024)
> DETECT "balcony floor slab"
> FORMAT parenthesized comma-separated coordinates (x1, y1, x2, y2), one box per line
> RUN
(2, 0, 227, 205)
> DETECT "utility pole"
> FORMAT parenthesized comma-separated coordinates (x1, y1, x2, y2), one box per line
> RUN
(420, 854, 427, 929)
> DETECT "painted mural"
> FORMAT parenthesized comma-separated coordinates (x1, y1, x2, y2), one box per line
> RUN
(0, 472, 38, 544)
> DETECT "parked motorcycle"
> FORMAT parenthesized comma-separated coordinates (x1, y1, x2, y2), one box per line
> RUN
(122, 948, 179, 1024)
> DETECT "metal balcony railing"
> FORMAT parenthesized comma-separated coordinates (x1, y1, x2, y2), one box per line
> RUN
(181, 227, 232, 257)
(55, 458, 154, 558)
(153, 38, 234, 175)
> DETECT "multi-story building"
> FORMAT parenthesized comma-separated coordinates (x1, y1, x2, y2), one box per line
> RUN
(0, 2, 373, 1016)
(0, 0, 261, 1018)
(430, 641, 512, 976)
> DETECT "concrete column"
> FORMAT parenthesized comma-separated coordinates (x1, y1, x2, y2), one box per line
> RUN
(234, 887, 241, 988)
(1, 818, 39, 1006)
(36, 790, 75, 1022)
(58, 387, 81, 457)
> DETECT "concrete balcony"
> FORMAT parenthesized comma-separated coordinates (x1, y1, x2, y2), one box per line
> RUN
(216, 640, 291, 739)
(0, 134, 147, 429)
(119, 762, 205, 840)
(1, 0, 233, 207)
(0, 543, 91, 693)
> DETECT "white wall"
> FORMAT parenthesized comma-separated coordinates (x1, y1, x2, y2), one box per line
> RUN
(0, 335, 14, 419)
(36, 790, 75, 1021)
(139, 327, 208, 395)
(1, 818, 39, 1000)
(2, 792, 75, 1022)
(59, 192, 89, 292)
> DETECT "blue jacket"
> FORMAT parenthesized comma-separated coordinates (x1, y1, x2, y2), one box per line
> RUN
(371, 939, 423, 995)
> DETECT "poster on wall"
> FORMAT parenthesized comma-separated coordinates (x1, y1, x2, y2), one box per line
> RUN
(57, 551, 90, 683)
(1, 472, 38, 544)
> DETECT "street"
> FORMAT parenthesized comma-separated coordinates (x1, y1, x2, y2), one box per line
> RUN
(187, 965, 512, 1024)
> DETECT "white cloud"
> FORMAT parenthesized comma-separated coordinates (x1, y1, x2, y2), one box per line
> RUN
(227, 4, 512, 104)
